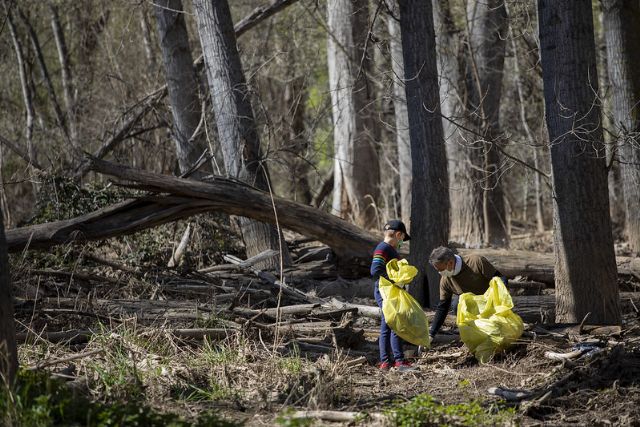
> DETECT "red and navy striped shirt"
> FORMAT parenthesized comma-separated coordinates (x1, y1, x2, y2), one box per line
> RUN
(370, 241, 400, 281)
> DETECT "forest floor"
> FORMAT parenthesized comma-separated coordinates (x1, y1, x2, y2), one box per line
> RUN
(6, 206, 640, 426)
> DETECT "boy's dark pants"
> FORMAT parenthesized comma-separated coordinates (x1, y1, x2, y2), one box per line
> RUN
(374, 284, 404, 362)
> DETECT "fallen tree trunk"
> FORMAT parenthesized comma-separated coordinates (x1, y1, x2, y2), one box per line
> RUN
(6, 158, 640, 281)
(7, 158, 377, 276)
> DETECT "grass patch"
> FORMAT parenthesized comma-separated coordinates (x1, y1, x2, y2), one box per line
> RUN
(386, 393, 516, 427)
(0, 369, 238, 427)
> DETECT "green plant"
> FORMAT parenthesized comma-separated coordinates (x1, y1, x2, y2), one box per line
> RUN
(201, 339, 241, 366)
(174, 375, 238, 403)
(0, 369, 238, 426)
(386, 394, 516, 427)
(277, 355, 303, 375)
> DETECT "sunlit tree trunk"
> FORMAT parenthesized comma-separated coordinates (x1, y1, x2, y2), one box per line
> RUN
(327, 0, 380, 228)
(193, 0, 291, 268)
(603, 0, 640, 255)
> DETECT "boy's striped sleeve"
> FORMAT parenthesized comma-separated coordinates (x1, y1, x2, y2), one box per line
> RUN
(370, 246, 391, 279)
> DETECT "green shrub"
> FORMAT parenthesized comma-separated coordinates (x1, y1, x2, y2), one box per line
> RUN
(386, 393, 516, 427)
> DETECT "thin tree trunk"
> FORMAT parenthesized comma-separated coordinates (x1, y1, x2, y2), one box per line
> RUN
(327, 0, 380, 228)
(603, 0, 640, 255)
(154, 0, 208, 175)
(18, 8, 70, 146)
(399, 0, 450, 307)
(466, 0, 509, 247)
(387, 7, 411, 226)
(433, 0, 484, 247)
(49, 4, 77, 148)
(140, 5, 157, 73)
(0, 203, 18, 384)
(7, 10, 37, 167)
(283, 76, 312, 204)
(533, 147, 544, 232)
(193, 0, 291, 269)
(508, 20, 545, 232)
(538, 0, 620, 324)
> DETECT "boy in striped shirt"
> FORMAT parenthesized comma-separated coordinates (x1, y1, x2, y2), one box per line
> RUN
(371, 219, 413, 370)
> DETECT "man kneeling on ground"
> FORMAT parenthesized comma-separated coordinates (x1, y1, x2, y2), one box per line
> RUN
(428, 246, 507, 339)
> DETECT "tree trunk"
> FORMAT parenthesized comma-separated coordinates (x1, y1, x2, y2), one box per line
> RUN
(0, 203, 18, 384)
(399, 0, 450, 307)
(466, 0, 509, 247)
(327, 0, 380, 228)
(433, 0, 485, 247)
(155, 0, 208, 176)
(508, 16, 546, 233)
(283, 76, 312, 204)
(140, 5, 157, 73)
(192, 0, 291, 269)
(538, 0, 620, 324)
(18, 8, 71, 145)
(49, 4, 77, 149)
(7, 10, 37, 168)
(603, 0, 640, 255)
(387, 7, 411, 225)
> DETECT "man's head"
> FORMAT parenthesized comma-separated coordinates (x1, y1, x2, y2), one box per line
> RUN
(383, 219, 410, 248)
(429, 246, 456, 277)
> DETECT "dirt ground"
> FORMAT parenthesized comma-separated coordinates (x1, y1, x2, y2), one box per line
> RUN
(10, 230, 640, 426)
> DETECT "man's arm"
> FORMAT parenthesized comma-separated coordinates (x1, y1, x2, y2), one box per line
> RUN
(429, 296, 452, 337)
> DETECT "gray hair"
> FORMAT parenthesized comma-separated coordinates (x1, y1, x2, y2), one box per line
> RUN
(429, 246, 455, 265)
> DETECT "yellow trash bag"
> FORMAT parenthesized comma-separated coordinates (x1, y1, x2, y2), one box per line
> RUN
(456, 277, 524, 363)
(378, 259, 431, 347)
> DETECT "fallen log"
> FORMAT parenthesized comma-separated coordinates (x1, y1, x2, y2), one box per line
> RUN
(232, 303, 320, 318)
(6, 158, 640, 281)
(289, 410, 385, 423)
(329, 298, 381, 319)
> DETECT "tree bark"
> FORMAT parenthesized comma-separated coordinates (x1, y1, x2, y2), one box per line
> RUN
(7, 10, 37, 168)
(18, 8, 71, 145)
(466, 0, 509, 247)
(327, 0, 380, 228)
(602, 0, 640, 255)
(49, 4, 77, 148)
(433, 0, 485, 247)
(399, 0, 450, 307)
(538, 0, 620, 324)
(283, 76, 312, 204)
(193, 0, 291, 269)
(0, 203, 18, 384)
(155, 0, 208, 176)
(387, 7, 411, 225)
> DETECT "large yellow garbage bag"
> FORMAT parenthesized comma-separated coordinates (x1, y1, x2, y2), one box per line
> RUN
(378, 259, 431, 347)
(456, 277, 524, 363)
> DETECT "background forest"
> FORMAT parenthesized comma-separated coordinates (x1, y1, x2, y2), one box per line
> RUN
(0, 0, 639, 425)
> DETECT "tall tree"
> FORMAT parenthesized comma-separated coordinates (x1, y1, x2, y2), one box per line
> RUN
(538, 0, 620, 324)
(0, 203, 17, 385)
(399, 0, 450, 307)
(49, 4, 78, 148)
(154, 0, 208, 175)
(465, 0, 509, 247)
(602, 0, 640, 255)
(433, 0, 485, 247)
(327, 0, 380, 229)
(387, 6, 411, 225)
(192, 0, 291, 269)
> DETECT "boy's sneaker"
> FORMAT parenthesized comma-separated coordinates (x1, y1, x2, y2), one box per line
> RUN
(394, 360, 417, 372)
(378, 361, 391, 370)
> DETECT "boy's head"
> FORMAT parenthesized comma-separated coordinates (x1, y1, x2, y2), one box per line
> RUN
(383, 220, 410, 247)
